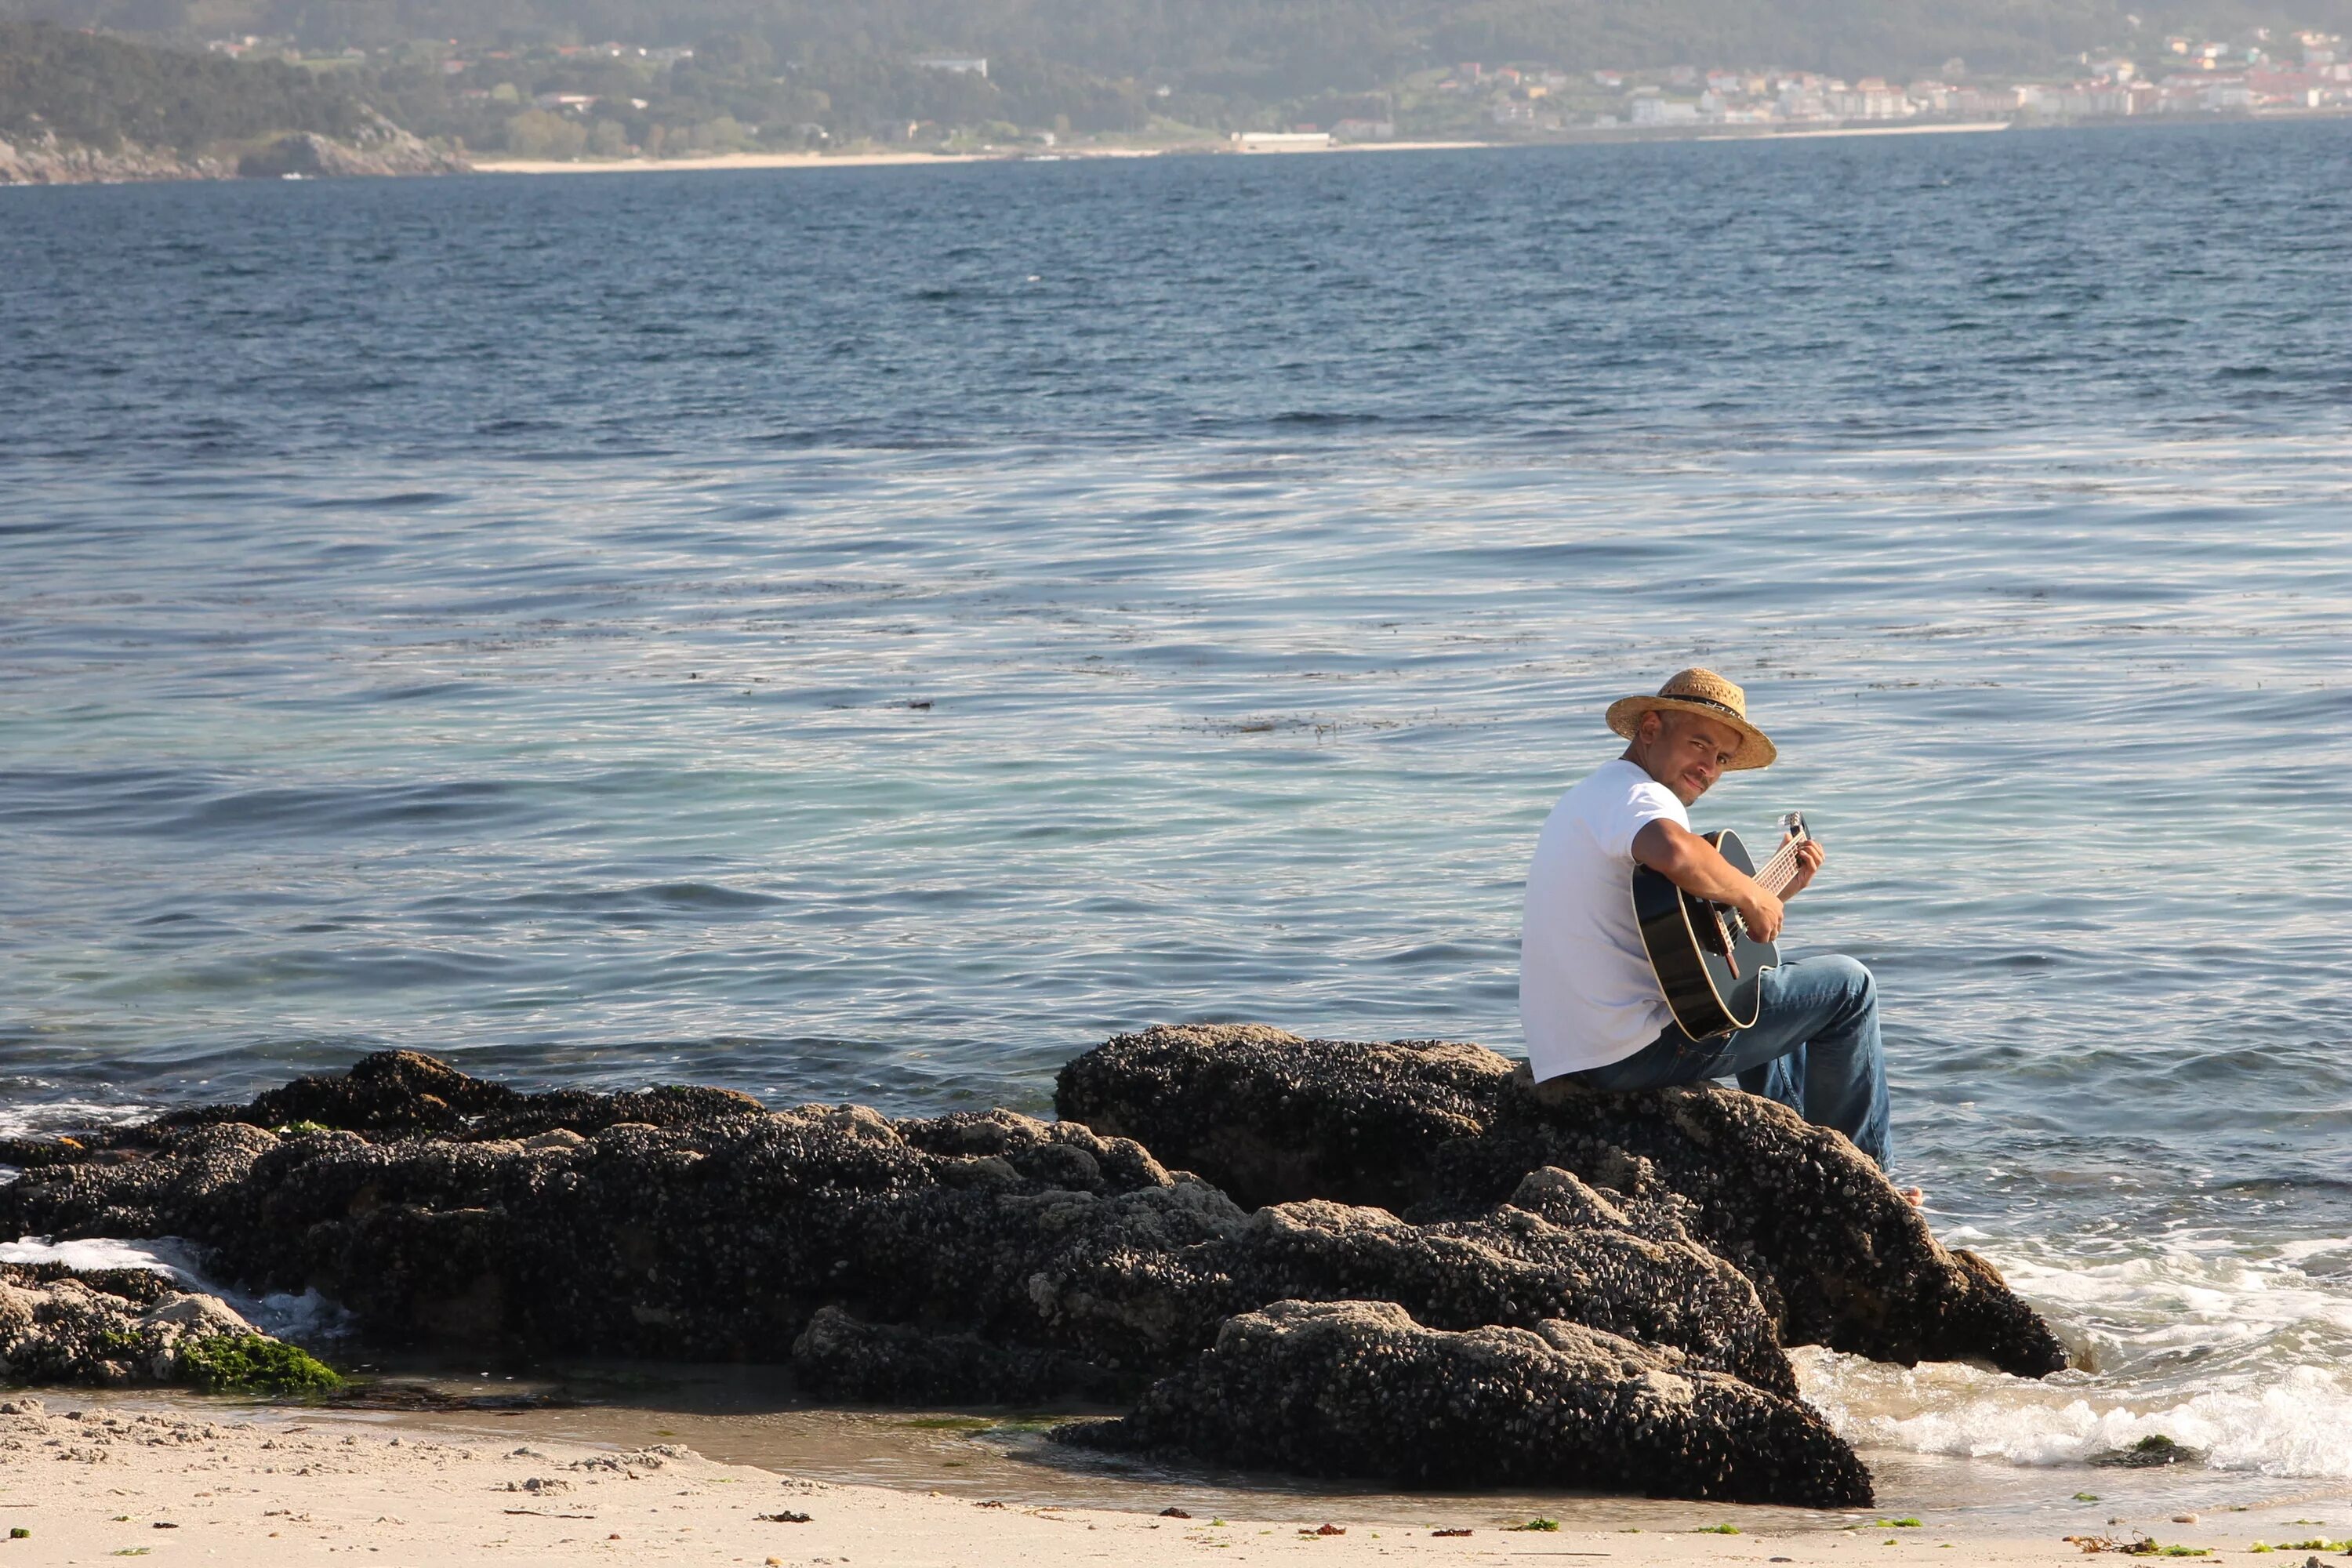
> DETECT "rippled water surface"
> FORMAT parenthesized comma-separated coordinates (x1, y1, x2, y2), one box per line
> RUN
(3, 122, 2350, 1497)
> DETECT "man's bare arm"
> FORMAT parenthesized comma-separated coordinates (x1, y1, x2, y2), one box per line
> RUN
(1631, 819, 1784, 943)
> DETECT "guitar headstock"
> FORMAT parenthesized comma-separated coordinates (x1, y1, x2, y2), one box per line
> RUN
(1780, 811, 1809, 845)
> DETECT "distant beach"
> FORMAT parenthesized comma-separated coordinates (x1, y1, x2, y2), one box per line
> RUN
(1699, 119, 2011, 139)
(466, 140, 1490, 174)
(465, 123, 2016, 177)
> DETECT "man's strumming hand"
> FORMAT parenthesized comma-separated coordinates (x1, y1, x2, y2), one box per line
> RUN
(1736, 885, 1785, 944)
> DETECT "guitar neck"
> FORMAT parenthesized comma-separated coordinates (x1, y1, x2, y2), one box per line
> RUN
(1748, 820, 1809, 897)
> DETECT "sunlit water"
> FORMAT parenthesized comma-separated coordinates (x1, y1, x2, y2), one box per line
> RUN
(3, 122, 2349, 1502)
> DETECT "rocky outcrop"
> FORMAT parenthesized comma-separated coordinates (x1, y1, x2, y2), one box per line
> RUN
(0, 118, 465, 186)
(1060, 1299, 1874, 1507)
(0, 1263, 336, 1392)
(1056, 1024, 2069, 1377)
(182, 1047, 763, 1139)
(0, 1084, 1791, 1396)
(792, 1305, 1120, 1405)
(0, 1030, 2080, 1505)
(0, 133, 227, 183)
(230, 121, 469, 179)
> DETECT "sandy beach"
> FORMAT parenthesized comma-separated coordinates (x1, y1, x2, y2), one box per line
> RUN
(1693, 121, 2010, 140)
(0, 1395, 2321, 1568)
(466, 140, 1489, 174)
(461, 125, 2017, 176)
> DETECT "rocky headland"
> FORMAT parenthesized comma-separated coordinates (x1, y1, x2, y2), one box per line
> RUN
(0, 1026, 2074, 1507)
(0, 118, 467, 185)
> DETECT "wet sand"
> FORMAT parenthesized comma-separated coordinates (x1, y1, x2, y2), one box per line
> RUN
(6, 1388, 2338, 1567)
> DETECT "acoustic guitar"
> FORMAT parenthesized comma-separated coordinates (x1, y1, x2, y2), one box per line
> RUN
(1632, 812, 1810, 1041)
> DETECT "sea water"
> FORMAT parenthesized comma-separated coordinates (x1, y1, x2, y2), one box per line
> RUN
(2, 122, 2350, 1504)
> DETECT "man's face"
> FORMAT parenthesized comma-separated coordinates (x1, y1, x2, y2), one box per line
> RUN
(1635, 710, 1742, 805)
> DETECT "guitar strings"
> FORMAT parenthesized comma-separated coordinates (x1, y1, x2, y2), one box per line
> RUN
(1750, 835, 1806, 898)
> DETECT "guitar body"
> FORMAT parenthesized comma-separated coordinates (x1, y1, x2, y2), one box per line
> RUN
(1632, 827, 1781, 1043)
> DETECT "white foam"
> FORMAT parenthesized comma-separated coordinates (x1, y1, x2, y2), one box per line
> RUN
(2, 1235, 347, 1341)
(0, 1102, 151, 1141)
(0, 1235, 201, 1279)
(1797, 1352, 2352, 1479)
(1795, 1234, 2352, 1481)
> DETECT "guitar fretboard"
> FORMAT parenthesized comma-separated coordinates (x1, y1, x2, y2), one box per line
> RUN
(1750, 831, 1808, 897)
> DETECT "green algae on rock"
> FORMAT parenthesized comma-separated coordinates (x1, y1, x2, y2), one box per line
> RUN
(178, 1333, 341, 1395)
(0, 1263, 334, 1394)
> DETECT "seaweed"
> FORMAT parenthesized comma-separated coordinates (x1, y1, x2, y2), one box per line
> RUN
(178, 1334, 342, 1395)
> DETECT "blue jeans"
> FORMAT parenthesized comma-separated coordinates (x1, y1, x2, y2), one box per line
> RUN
(1570, 954, 1893, 1169)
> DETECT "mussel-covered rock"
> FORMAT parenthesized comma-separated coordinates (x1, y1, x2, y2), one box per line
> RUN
(0, 1059, 1791, 1396)
(0, 1031, 2063, 1507)
(1057, 1024, 2067, 1377)
(0, 1263, 336, 1393)
(1058, 1299, 1873, 1507)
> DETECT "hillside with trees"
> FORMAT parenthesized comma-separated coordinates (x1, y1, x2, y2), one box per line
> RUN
(0, 21, 463, 177)
(5, 0, 2349, 174)
(13, 0, 2352, 83)
(0, 18, 372, 148)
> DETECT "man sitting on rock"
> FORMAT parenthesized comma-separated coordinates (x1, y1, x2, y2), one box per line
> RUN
(1518, 669, 1918, 1201)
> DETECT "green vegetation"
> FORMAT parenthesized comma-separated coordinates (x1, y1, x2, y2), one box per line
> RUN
(1697, 1523, 1743, 1534)
(2249, 1541, 2352, 1554)
(17, 0, 2352, 85)
(178, 1334, 343, 1395)
(1509, 1519, 1560, 1532)
(0, 20, 376, 151)
(8, 0, 2350, 163)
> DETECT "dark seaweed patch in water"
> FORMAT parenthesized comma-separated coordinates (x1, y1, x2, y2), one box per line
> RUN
(2090, 1436, 2205, 1468)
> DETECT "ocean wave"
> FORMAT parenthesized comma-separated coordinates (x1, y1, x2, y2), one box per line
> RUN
(1797, 1236, 2352, 1480)
(0, 1100, 153, 1142)
(1797, 1351, 2352, 1479)
(0, 1235, 346, 1341)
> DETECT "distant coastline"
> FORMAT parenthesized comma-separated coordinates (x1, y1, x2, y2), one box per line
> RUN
(0, 127, 466, 186)
(466, 125, 2026, 178)
(465, 139, 1492, 174)
(15, 111, 2350, 189)
(1701, 118, 2011, 138)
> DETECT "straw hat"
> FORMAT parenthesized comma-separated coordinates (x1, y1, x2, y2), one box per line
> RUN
(1605, 668, 1777, 771)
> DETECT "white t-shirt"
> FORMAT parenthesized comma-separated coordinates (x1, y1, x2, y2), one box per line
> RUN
(1519, 758, 1690, 1080)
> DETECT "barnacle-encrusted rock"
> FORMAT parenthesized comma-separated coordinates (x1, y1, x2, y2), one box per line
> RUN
(1058, 1299, 1873, 1506)
(0, 1264, 334, 1392)
(0, 1040, 1977, 1504)
(792, 1305, 1119, 1404)
(1056, 1024, 2067, 1377)
(0, 1065, 1790, 1394)
(205, 1048, 763, 1140)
